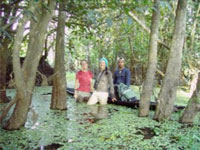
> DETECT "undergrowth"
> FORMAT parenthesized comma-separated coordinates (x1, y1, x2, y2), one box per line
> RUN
(0, 86, 199, 150)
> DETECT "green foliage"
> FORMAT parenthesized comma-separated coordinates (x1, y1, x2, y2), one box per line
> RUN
(127, 16, 133, 25)
(0, 28, 13, 41)
(1, 0, 199, 87)
(41, 2, 52, 13)
(0, 86, 199, 150)
(160, 1, 172, 11)
(105, 18, 113, 27)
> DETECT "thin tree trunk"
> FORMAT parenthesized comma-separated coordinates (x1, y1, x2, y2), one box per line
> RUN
(51, 1, 67, 110)
(139, 0, 160, 117)
(0, 5, 13, 103)
(126, 34, 136, 83)
(5, 1, 56, 130)
(0, 46, 9, 103)
(154, 0, 187, 121)
(190, 3, 200, 50)
(180, 72, 200, 124)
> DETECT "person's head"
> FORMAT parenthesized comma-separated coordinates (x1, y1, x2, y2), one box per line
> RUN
(100, 57, 108, 71)
(118, 57, 125, 69)
(80, 60, 88, 71)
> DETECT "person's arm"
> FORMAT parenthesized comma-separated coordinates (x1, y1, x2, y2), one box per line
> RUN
(74, 73, 79, 99)
(125, 69, 131, 87)
(90, 78, 94, 92)
(90, 71, 94, 92)
(108, 71, 117, 101)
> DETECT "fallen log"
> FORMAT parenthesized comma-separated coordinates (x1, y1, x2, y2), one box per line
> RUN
(6, 56, 54, 87)
(66, 88, 185, 112)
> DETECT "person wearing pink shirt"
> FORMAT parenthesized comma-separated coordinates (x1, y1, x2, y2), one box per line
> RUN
(74, 60, 93, 102)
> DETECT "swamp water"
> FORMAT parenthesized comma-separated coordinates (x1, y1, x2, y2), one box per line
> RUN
(0, 86, 199, 150)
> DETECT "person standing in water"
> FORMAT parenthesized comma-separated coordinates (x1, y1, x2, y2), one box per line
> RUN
(113, 57, 131, 87)
(87, 57, 116, 105)
(74, 60, 93, 102)
(113, 57, 131, 100)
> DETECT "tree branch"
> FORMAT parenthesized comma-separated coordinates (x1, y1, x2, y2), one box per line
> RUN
(128, 11, 170, 50)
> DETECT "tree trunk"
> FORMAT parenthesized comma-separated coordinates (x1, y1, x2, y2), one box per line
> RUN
(0, 45, 9, 103)
(4, 2, 36, 129)
(180, 72, 200, 124)
(139, 0, 160, 117)
(190, 3, 200, 51)
(154, 0, 187, 121)
(51, 1, 67, 110)
(5, 1, 56, 130)
(189, 72, 198, 96)
(0, 5, 14, 103)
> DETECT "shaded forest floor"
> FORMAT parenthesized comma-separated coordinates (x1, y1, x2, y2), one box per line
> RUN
(0, 81, 200, 150)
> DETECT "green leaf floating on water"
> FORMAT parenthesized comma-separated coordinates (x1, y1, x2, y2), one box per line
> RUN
(0, 86, 200, 150)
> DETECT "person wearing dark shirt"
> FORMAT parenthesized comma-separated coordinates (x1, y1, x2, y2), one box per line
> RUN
(113, 58, 131, 100)
(113, 57, 131, 87)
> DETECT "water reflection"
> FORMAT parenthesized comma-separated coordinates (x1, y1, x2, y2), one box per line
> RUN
(89, 105, 108, 120)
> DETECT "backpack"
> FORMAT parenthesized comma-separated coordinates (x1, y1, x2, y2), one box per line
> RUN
(117, 83, 136, 101)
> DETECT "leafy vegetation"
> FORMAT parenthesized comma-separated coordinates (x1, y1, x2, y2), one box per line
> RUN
(0, 85, 199, 150)
(0, 0, 200, 149)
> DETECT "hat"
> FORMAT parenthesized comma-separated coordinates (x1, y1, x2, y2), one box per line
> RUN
(100, 57, 108, 67)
